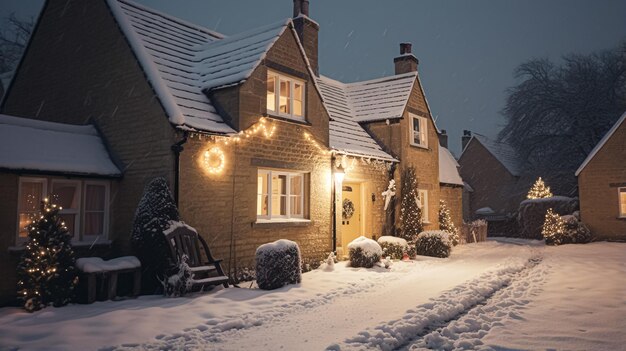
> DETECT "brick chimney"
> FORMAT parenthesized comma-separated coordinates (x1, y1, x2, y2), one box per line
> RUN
(461, 130, 472, 151)
(394, 42, 418, 75)
(438, 129, 448, 149)
(293, 0, 319, 76)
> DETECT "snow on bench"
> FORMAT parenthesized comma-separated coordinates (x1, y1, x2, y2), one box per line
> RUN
(76, 256, 141, 273)
(76, 256, 141, 303)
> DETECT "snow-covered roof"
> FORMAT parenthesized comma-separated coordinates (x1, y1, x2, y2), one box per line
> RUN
(320, 72, 417, 123)
(463, 134, 522, 176)
(0, 114, 121, 176)
(439, 146, 463, 185)
(575, 110, 626, 176)
(317, 76, 397, 161)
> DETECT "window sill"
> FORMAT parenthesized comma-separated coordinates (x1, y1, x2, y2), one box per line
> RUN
(253, 218, 312, 228)
(265, 113, 310, 126)
(409, 143, 429, 150)
(8, 240, 112, 252)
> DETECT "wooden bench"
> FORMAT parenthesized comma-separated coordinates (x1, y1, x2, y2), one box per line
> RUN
(76, 256, 141, 304)
(164, 223, 229, 290)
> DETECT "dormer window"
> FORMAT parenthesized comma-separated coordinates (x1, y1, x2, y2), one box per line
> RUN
(267, 71, 305, 120)
(409, 113, 428, 148)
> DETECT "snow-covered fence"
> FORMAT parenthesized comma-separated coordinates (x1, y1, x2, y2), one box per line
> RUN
(460, 220, 488, 244)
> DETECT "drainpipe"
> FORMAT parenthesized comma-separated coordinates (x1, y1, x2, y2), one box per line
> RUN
(171, 132, 189, 206)
(332, 156, 337, 253)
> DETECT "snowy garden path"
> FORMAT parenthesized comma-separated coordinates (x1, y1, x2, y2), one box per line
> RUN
(2, 240, 625, 351)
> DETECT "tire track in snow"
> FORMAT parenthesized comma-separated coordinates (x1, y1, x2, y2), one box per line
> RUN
(330, 249, 546, 351)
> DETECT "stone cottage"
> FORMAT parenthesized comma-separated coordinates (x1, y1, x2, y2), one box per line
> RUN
(0, 0, 462, 305)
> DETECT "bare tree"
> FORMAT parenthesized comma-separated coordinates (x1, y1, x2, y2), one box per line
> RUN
(0, 13, 34, 74)
(499, 41, 626, 194)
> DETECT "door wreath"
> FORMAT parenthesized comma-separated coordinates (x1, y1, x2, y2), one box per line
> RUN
(342, 198, 355, 220)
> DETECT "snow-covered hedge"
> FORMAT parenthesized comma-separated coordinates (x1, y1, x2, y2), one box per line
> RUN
(518, 196, 578, 239)
(255, 240, 302, 290)
(348, 236, 382, 268)
(377, 236, 408, 259)
(415, 230, 452, 258)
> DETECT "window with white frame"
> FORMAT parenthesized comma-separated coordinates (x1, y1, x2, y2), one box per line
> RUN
(618, 187, 626, 218)
(257, 169, 305, 220)
(16, 177, 110, 243)
(267, 71, 305, 120)
(409, 113, 428, 148)
(418, 189, 429, 223)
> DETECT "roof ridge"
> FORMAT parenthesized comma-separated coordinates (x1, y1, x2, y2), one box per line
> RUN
(344, 71, 417, 88)
(575, 110, 626, 176)
(115, 0, 224, 39)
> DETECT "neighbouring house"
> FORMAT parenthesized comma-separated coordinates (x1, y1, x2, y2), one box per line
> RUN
(576, 111, 626, 241)
(438, 134, 464, 231)
(457, 131, 526, 234)
(0, 0, 462, 305)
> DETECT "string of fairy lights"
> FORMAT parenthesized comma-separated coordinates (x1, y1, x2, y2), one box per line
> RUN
(191, 116, 394, 174)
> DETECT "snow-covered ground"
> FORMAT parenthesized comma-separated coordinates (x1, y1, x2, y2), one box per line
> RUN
(0, 239, 624, 351)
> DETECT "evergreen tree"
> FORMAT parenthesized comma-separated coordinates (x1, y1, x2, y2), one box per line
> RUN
(527, 177, 553, 199)
(17, 198, 78, 312)
(399, 166, 423, 243)
(542, 208, 565, 245)
(438, 200, 459, 246)
(131, 177, 180, 293)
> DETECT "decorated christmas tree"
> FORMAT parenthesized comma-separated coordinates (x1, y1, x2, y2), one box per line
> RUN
(438, 200, 459, 246)
(399, 166, 423, 243)
(131, 177, 180, 293)
(527, 177, 553, 199)
(17, 198, 78, 312)
(542, 208, 565, 245)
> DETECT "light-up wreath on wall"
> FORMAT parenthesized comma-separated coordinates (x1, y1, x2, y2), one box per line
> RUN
(203, 147, 225, 174)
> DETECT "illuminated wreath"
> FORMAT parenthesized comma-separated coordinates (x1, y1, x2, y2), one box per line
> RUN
(342, 198, 355, 220)
(203, 147, 225, 174)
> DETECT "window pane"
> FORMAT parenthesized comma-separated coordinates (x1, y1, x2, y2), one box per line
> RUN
(18, 213, 34, 238)
(19, 182, 43, 212)
(271, 174, 287, 216)
(290, 175, 302, 196)
(293, 83, 303, 116)
(279, 80, 290, 114)
(620, 189, 626, 216)
(420, 118, 427, 145)
(290, 196, 302, 216)
(267, 75, 276, 112)
(412, 118, 421, 144)
(85, 185, 105, 211)
(59, 214, 76, 236)
(52, 183, 79, 209)
(84, 213, 104, 236)
(257, 174, 269, 216)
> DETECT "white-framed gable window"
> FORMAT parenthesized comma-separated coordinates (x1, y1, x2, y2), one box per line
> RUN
(617, 187, 626, 218)
(257, 169, 305, 220)
(418, 189, 429, 223)
(17, 177, 47, 241)
(267, 70, 305, 121)
(16, 177, 110, 244)
(409, 113, 428, 148)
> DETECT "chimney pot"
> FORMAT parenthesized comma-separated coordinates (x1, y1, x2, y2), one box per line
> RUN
(461, 130, 472, 151)
(293, 0, 309, 17)
(441, 129, 447, 135)
(463, 130, 471, 136)
(400, 42, 412, 55)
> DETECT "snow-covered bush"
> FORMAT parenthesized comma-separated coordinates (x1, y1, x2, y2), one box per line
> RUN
(131, 177, 180, 293)
(562, 215, 593, 243)
(377, 236, 408, 260)
(415, 230, 452, 258)
(348, 236, 382, 268)
(161, 255, 192, 297)
(255, 239, 302, 290)
(518, 196, 578, 239)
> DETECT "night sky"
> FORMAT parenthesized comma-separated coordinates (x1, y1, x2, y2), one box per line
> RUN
(2, 0, 625, 154)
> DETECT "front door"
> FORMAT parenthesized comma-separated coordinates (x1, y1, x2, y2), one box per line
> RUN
(341, 182, 362, 249)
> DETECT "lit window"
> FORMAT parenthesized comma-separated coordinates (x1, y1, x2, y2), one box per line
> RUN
(418, 189, 429, 223)
(17, 178, 47, 240)
(257, 169, 305, 220)
(619, 188, 626, 218)
(267, 71, 305, 120)
(16, 177, 110, 243)
(410, 113, 428, 148)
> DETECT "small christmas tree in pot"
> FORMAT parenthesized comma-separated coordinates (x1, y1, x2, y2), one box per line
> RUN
(17, 198, 78, 312)
(527, 177, 553, 199)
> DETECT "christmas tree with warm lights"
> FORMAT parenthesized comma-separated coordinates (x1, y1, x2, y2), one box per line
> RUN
(399, 166, 423, 243)
(439, 200, 459, 246)
(527, 177, 553, 199)
(17, 198, 78, 312)
(542, 208, 565, 245)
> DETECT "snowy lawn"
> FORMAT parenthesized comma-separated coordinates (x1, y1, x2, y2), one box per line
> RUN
(0, 239, 624, 350)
